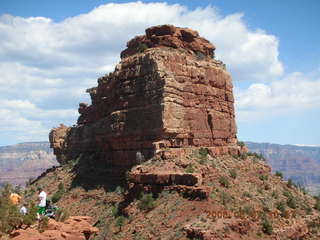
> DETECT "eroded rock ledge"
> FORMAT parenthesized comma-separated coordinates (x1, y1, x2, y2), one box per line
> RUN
(50, 24, 239, 168)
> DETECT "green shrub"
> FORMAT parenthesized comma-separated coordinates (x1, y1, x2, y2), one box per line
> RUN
(242, 191, 252, 199)
(220, 191, 232, 207)
(303, 204, 313, 215)
(111, 206, 119, 217)
(275, 171, 283, 179)
(287, 196, 297, 209)
(261, 215, 273, 235)
(0, 183, 24, 233)
(22, 202, 38, 226)
(198, 148, 209, 164)
(138, 193, 155, 211)
(237, 141, 245, 147)
(242, 204, 254, 216)
(229, 169, 237, 179)
(196, 51, 206, 60)
(114, 186, 124, 194)
(55, 208, 69, 222)
(137, 43, 148, 53)
(219, 176, 230, 188)
(52, 183, 65, 203)
(58, 183, 65, 192)
(314, 199, 320, 211)
(276, 201, 286, 215)
(259, 175, 268, 181)
(287, 179, 294, 188)
(185, 164, 195, 173)
(52, 190, 64, 203)
(271, 191, 279, 199)
(115, 216, 125, 231)
(199, 147, 209, 157)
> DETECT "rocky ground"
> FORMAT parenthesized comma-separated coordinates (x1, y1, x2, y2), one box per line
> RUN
(22, 148, 320, 240)
(9, 216, 98, 240)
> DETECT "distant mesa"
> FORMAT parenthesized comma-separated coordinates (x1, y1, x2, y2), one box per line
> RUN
(50, 24, 242, 168)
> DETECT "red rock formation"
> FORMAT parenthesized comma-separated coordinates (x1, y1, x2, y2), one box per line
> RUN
(10, 216, 98, 240)
(50, 24, 239, 168)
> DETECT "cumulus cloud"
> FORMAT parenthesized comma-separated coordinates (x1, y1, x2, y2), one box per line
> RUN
(235, 71, 320, 121)
(0, 1, 306, 145)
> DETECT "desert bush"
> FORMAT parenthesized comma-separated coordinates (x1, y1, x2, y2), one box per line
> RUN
(242, 191, 252, 199)
(237, 141, 245, 147)
(111, 206, 119, 217)
(229, 169, 237, 179)
(275, 171, 283, 179)
(220, 191, 232, 207)
(276, 201, 286, 216)
(138, 193, 155, 211)
(287, 195, 298, 209)
(137, 43, 148, 53)
(196, 51, 206, 60)
(0, 184, 24, 233)
(22, 202, 38, 226)
(242, 204, 254, 216)
(55, 208, 69, 222)
(185, 164, 195, 173)
(261, 215, 273, 235)
(314, 199, 320, 211)
(52, 183, 65, 203)
(259, 175, 268, 181)
(247, 152, 266, 161)
(287, 179, 294, 188)
(115, 216, 125, 231)
(219, 176, 230, 188)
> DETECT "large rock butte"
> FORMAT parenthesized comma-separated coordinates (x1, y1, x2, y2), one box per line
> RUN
(49, 24, 239, 168)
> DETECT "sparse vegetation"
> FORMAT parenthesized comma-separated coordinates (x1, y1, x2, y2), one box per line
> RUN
(185, 164, 195, 173)
(276, 201, 286, 216)
(287, 195, 298, 209)
(137, 43, 148, 53)
(261, 215, 273, 235)
(220, 191, 232, 206)
(246, 152, 266, 161)
(196, 51, 206, 60)
(229, 169, 237, 179)
(55, 208, 69, 222)
(242, 191, 252, 199)
(52, 183, 65, 203)
(138, 193, 155, 211)
(115, 216, 126, 231)
(259, 175, 268, 181)
(219, 176, 230, 188)
(287, 178, 294, 188)
(237, 141, 245, 147)
(314, 199, 320, 211)
(275, 171, 283, 179)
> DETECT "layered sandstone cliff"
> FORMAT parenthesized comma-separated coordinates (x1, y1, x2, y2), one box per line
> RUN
(50, 25, 239, 168)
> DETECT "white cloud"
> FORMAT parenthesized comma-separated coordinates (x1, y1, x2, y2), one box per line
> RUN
(0, 1, 303, 145)
(235, 71, 320, 121)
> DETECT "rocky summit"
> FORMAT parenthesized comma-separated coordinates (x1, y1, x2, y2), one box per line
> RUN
(50, 24, 240, 169)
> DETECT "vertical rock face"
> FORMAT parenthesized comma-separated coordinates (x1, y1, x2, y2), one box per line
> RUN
(50, 25, 239, 168)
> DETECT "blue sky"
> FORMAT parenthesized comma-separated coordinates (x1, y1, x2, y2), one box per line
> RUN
(0, 0, 319, 146)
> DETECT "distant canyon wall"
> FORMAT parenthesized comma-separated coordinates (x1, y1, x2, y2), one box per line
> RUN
(0, 142, 58, 186)
(246, 142, 320, 195)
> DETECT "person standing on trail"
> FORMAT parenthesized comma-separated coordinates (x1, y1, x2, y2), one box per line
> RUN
(20, 203, 27, 215)
(37, 187, 47, 216)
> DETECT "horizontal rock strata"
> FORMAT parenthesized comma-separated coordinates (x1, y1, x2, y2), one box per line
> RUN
(50, 24, 239, 168)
